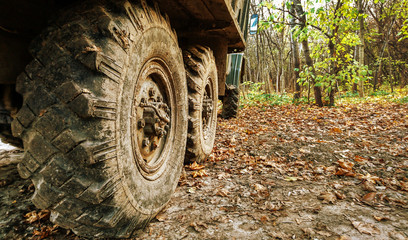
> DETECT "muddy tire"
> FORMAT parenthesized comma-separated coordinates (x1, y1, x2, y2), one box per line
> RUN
(221, 85, 239, 119)
(0, 114, 22, 147)
(183, 46, 218, 164)
(11, 0, 187, 238)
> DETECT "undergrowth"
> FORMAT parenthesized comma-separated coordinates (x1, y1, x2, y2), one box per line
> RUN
(239, 83, 408, 107)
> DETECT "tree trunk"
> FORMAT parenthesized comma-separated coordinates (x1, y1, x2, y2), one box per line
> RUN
(357, 0, 365, 97)
(293, 0, 323, 107)
(373, 2, 399, 91)
(290, 2, 301, 100)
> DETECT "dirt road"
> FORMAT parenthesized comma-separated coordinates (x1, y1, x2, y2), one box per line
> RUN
(1, 103, 407, 239)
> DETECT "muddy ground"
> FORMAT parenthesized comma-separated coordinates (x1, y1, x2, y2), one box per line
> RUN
(1, 103, 407, 239)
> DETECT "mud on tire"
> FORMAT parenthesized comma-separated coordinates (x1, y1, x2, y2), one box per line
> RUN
(183, 46, 218, 164)
(11, 0, 187, 238)
(221, 84, 239, 119)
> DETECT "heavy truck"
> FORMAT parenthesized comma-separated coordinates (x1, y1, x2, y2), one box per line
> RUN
(0, 0, 250, 237)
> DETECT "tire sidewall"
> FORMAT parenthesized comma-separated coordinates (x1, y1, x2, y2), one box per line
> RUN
(118, 26, 187, 214)
(200, 60, 218, 155)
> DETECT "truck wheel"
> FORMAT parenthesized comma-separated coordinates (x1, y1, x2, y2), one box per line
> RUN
(183, 46, 218, 163)
(11, 1, 187, 238)
(221, 84, 239, 119)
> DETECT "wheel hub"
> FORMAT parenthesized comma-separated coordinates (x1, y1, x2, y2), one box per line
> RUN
(132, 60, 173, 177)
(202, 82, 214, 140)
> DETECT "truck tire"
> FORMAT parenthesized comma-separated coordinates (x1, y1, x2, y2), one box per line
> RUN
(11, 0, 187, 238)
(0, 114, 22, 147)
(183, 46, 218, 163)
(221, 84, 239, 119)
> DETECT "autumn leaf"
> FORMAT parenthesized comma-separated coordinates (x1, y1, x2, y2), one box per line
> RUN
(354, 155, 368, 163)
(362, 192, 376, 202)
(359, 173, 380, 184)
(188, 162, 205, 171)
(155, 212, 167, 222)
(32, 225, 58, 239)
(216, 188, 230, 197)
(363, 181, 377, 192)
(284, 176, 298, 182)
(330, 127, 342, 134)
(400, 181, 408, 191)
(24, 210, 50, 224)
(338, 159, 354, 170)
(254, 183, 267, 192)
(352, 221, 380, 235)
(318, 192, 337, 204)
(260, 215, 269, 223)
(373, 216, 390, 221)
(335, 168, 356, 177)
(334, 191, 346, 200)
(192, 169, 208, 178)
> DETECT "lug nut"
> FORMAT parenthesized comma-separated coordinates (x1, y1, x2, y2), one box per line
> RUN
(164, 125, 169, 131)
(137, 119, 145, 129)
(149, 88, 155, 97)
(141, 98, 146, 104)
(142, 138, 150, 147)
(157, 96, 162, 102)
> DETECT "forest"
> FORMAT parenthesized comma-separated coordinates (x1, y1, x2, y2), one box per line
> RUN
(244, 0, 408, 106)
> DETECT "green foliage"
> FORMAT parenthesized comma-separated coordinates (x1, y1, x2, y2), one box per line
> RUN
(338, 91, 359, 98)
(397, 96, 408, 103)
(254, 0, 408, 104)
(336, 87, 408, 104)
(241, 81, 292, 106)
(370, 90, 390, 96)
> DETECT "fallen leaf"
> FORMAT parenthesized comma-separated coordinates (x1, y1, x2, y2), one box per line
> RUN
(354, 155, 368, 163)
(352, 221, 380, 235)
(254, 183, 267, 192)
(216, 188, 230, 197)
(330, 127, 342, 133)
(316, 230, 332, 237)
(192, 169, 208, 178)
(25, 211, 39, 224)
(155, 212, 167, 222)
(188, 162, 205, 171)
(359, 173, 380, 183)
(388, 231, 407, 240)
(400, 181, 408, 191)
(318, 192, 337, 204)
(335, 168, 356, 177)
(190, 221, 207, 232)
(260, 215, 269, 223)
(362, 192, 376, 202)
(363, 181, 377, 192)
(263, 201, 285, 211)
(302, 228, 315, 235)
(187, 187, 196, 193)
(336, 236, 351, 240)
(334, 191, 346, 200)
(284, 176, 298, 182)
(24, 210, 50, 224)
(338, 159, 354, 170)
(373, 216, 390, 221)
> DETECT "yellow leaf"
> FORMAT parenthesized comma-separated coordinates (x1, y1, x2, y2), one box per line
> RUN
(284, 177, 298, 182)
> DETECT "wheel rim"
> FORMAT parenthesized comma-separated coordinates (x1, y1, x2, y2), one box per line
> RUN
(202, 78, 215, 141)
(131, 58, 174, 179)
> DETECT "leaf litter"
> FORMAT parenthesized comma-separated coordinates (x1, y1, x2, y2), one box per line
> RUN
(1, 102, 408, 239)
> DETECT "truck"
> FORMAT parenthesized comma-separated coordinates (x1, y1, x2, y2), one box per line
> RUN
(0, 0, 250, 237)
